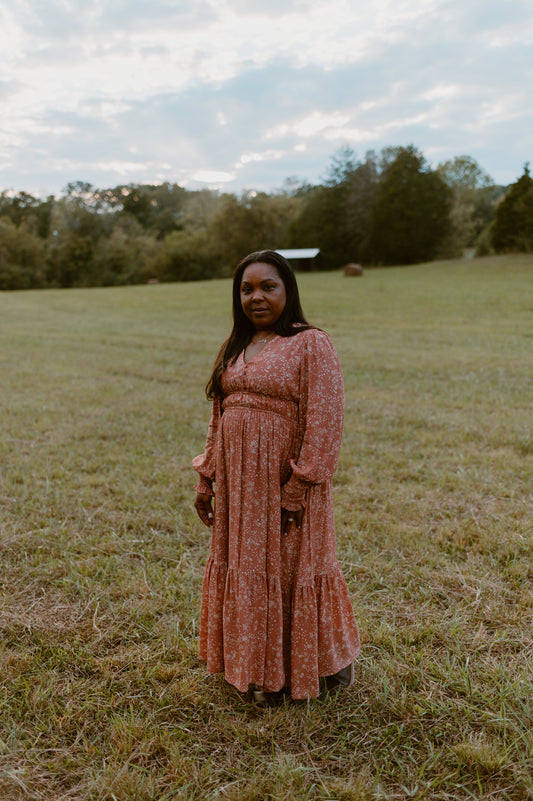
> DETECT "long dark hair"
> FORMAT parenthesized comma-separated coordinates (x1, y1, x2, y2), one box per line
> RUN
(206, 250, 312, 399)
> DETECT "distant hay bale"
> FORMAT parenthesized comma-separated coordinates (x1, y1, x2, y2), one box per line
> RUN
(343, 263, 364, 277)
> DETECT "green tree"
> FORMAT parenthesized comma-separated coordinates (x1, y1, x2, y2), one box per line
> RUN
(155, 229, 222, 282)
(323, 146, 359, 186)
(0, 191, 54, 238)
(340, 151, 380, 263)
(103, 183, 187, 239)
(211, 190, 301, 270)
(288, 149, 380, 269)
(181, 189, 222, 232)
(0, 218, 47, 289)
(46, 185, 109, 286)
(437, 156, 495, 255)
(91, 221, 160, 286)
(287, 184, 346, 269)
(365, 146, 452, 265)
(492, 165, 533, 253)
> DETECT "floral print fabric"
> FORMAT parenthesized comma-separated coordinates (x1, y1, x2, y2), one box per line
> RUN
(193, 328, 360, 699)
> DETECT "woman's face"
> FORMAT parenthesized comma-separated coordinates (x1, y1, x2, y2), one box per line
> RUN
(240, 262, 287, 331)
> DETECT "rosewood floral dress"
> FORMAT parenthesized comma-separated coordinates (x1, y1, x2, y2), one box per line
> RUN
(193, 328, 360, 699)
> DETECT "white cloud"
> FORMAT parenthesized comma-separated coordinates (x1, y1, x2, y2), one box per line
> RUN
(265, 112, 356, 142)
(236, 150, 284, 167)
(191, 170, 236, 183)
(473, 96, 528, 127)
(481, 18, 533, 48)
(1, 0, 455, 111)
(93, 160, 171, 177)
(420, 83, 464, 102)
(294, 112, 353, 138)
(0, 0, 532, 193)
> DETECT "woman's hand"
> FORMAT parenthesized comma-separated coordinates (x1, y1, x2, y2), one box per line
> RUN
(281, 506, 304, 535)
(195, 493, 214, 527)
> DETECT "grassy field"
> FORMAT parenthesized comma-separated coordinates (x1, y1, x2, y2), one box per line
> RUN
(1, 254, 532, 800)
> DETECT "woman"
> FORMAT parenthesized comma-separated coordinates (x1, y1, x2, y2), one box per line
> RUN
(193, 250, 360, 702)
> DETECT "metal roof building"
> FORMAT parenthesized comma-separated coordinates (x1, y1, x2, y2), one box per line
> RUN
(275, 248, 320, 271)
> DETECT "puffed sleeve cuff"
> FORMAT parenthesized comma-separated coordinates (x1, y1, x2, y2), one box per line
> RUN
(280, 473, 308, 510)
(194, 474, 214, 496)
(191, 397, 221, 491)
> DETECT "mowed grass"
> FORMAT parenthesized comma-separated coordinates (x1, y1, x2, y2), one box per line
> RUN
(0, 254, 532, 800)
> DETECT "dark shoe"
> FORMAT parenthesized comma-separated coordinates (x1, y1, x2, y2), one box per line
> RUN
(322, 661, 355, 693)
(252, 686, 290, 707)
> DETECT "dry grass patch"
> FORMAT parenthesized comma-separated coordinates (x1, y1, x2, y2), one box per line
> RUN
(1, 255, 533, 799)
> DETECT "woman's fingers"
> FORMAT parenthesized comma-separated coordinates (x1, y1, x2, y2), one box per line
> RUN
(198, 506, 214, 527)
(292, 508, 304, 528)
(195, 493, 214, 527)
(281, 506, 304, 534)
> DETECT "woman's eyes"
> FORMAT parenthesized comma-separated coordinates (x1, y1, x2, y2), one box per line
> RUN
(241, 283, 277, 294)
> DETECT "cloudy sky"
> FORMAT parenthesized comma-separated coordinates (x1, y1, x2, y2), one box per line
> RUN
(1, 0, 532, 197)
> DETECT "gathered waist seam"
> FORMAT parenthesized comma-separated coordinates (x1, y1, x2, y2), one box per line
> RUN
(223, 393, 298, 422)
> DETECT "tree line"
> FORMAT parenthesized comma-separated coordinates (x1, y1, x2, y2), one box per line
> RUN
(1, 145, 531, 290)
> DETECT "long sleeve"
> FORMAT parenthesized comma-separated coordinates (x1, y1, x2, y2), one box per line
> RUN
(281, 330, 344, 511)
(192, 397, 222, 496)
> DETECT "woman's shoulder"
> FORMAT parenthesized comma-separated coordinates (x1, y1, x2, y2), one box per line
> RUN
(289, 326, 335, 349)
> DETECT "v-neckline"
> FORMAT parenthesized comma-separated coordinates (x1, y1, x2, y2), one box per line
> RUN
(242, 335, 278, 365)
